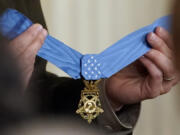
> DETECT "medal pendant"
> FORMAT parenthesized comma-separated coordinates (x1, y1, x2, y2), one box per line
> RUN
(76, 80, 104, 123)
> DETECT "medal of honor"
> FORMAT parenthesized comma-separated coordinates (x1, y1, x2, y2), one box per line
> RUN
(0, 9, 170, 123)
(76, 80, 104, 123)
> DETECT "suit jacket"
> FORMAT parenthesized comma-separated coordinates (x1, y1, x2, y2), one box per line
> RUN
(0, 0, 140, 134)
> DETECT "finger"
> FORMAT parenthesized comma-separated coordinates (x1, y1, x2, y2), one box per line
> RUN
(162, 78, 178, 94)
(10, 24, 43, 53)
(26, 28, 47, 56)
(162, 70, 180, 94)
(20, 29, 47, 69)
(139, 56, 163, 81)
(147, 32, 172, 58)
(155, 27, 173, 50)
(139, 56, 163, 98)
(145, 49, 175, 79)
(139, 56, 178, 96)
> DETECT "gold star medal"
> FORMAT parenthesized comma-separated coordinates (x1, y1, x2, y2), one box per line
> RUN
(76, 80, 104, 123)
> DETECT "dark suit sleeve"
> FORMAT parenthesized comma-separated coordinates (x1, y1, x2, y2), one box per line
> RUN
(97, 79, 140, 135)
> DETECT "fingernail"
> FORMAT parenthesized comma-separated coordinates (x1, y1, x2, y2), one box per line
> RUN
(34, 24, 43, 31)
(42, 29, 48, 36)
(156, 27, 163, 34)
(37, 25, 43, 31)
(149, 33, 156, 41)
(157, 27, 162, 32)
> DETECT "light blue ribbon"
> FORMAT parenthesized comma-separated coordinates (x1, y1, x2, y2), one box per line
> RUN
(0, 9, 170, 80)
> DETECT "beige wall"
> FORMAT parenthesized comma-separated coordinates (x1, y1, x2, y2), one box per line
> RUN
(41, 0, 180, 135)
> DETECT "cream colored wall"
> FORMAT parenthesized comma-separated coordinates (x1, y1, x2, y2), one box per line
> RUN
(41, 0, 180, 135)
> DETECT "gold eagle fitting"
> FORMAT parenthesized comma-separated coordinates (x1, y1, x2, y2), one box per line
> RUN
(76, 80, 104, 123)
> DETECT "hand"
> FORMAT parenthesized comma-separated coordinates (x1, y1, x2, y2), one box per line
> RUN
(9, 24, 47, 88)
(105, 27, 179, 109)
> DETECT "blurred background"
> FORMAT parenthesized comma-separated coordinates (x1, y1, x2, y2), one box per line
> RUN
(40, 0, 180, 135)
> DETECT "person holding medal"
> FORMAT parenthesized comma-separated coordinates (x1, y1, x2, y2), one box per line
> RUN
(0, 0, 179, 135)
